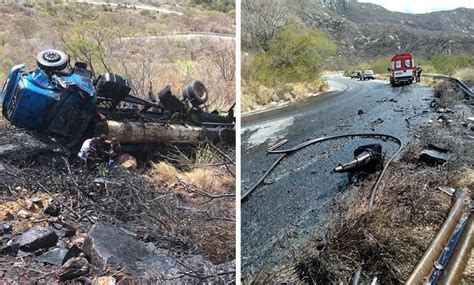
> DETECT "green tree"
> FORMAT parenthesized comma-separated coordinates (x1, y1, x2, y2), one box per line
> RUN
(252, 24, 337, 84)
(432, 54, 473, 76)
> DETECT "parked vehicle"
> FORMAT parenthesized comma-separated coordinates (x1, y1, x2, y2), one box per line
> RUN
(1, 49, 234, 148)
(361, 70, 375, 80)
(388, 53, 415, 86)
(351, 70, 362, 79)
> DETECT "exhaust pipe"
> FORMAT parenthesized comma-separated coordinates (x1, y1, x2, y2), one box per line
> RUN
(333, 144, 383, 173)
(439, 214, 473, 284)
(406, 188, 470, 284)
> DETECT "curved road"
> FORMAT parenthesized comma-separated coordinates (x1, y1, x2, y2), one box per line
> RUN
(75, 0, 183, 15)
(241, 74, 435, 279)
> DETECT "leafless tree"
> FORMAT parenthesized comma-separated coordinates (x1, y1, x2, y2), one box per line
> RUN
(242, 0, 289, 51)
(212, 44, 235, 82)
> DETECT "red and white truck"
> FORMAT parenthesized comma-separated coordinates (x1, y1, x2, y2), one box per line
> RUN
(388, 53, 415, 86)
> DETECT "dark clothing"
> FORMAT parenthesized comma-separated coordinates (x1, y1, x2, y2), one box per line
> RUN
(108, 141, 121, 167)
(95, 121, 108, 137)
(415, 67, 423, 83)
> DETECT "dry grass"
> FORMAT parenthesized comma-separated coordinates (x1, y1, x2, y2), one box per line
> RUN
(147, 144, 235, 263)
(242, 80, 329, 112)
(294, 156, 452, 284)
(454, 67, 474, 82)
(150, 161, 233, 194)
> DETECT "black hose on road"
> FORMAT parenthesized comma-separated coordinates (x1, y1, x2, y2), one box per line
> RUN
(241, 133, 403, 209)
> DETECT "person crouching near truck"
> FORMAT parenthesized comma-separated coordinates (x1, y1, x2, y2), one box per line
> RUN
(78, 137, 100, 170)
(105, 137, 121, 168)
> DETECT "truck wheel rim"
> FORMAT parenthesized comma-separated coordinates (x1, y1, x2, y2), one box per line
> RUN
(196, 84, 206, 98)
(43, 51, 61, 62)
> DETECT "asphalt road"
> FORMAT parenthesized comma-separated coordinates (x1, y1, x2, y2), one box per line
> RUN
(241, 74, 435, 278)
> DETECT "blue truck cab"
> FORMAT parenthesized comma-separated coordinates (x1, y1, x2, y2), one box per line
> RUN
(1, 50, 98, 147)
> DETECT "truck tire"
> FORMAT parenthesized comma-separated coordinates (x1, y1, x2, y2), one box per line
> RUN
(183, 80, 208, 107)
(36, 49, 69, 71)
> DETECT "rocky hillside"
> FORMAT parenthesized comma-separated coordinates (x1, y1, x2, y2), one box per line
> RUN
(290, 0, 474, 63)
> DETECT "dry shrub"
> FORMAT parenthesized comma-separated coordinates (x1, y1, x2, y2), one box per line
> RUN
(454, 67, 474, 82)
(451, 167, 474, 190)
(150, 161, 233, 194)
(149, 161, 180, 184)
(294, 159, 452, 284)
(433, 82, 464, 107)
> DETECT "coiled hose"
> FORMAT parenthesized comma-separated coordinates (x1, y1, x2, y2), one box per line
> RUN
(241, 133, 403, 208)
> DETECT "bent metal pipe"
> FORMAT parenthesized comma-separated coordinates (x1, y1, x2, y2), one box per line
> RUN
(241, 133, 403, 209)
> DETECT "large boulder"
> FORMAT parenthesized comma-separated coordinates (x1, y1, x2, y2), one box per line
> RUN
(83, 223, 235, 282)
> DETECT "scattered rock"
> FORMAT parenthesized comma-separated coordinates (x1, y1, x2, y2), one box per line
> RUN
(371, 118, 384, 127)
(16, 210, 32, 219)
(83, 223, 150, 275)
(389, 98, 397, 102)
(49, 221, 76, 238)
(436, 108, 453, 113)
(44, 200, 61, 217)
(23, 197, 44, 210)
(36, 245, 81, 267)
(119, 154, 137, 170)
(36, 247, 70, 267)
(0, 222, 13, 235)
(17, 227, 58, 252)
(437, 115, 448, 122)
(357, 109, 365, 115)
(94, 276, 116, 285)
(58, 254, 90, 282)
(116, 277, 148, 285)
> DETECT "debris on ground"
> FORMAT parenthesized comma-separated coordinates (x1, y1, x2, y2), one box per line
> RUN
(419, 148, 449, 165)
(258, 81, 474, 283)
(0, 117, 235, 283)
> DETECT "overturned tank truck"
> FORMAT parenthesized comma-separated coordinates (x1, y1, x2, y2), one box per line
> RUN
(1, 49, 234, 148)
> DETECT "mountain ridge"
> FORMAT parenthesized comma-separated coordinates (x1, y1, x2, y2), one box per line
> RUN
(291, 0, 474, 63)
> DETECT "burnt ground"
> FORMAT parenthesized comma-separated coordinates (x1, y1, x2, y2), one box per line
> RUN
(0, 118, 235, 283)
(242, 75, 473, 283)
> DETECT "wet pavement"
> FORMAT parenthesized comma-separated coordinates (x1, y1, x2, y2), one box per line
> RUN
(241, 74, 436, 278)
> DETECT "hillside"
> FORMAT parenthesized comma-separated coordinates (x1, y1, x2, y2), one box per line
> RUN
(0, 0, 235, 108)
(291, 0, 474, 64)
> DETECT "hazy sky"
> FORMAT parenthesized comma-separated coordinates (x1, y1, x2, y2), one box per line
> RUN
(357, 0, 474, 14)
